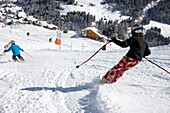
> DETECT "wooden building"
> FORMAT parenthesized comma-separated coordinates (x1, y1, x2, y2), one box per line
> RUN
(82, 27, 106, 42)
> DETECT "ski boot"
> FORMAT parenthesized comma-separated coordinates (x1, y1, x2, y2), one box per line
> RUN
(101, 77, 109, 84)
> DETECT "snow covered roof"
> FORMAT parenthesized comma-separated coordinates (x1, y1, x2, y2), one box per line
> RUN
(83, 27, 104, 38)
(48, 24, 58, 28)
(40, 21, 48, 26)
(27, 16, 37, 21)
(17, 12, 27, 18)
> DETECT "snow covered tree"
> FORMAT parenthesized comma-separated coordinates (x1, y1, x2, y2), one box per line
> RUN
(145, 27, 170, 46)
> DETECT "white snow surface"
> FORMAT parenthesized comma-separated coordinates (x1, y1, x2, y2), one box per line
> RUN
(0, 23, 170, 113)
(0, 0, 170, 112)
(144, 21, 170, 37)
(61, 0, 129, 21)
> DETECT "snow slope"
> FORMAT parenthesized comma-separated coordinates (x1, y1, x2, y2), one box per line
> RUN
(61, 0, 129, 21)
(144, 21, 170, 37)
(0, 23, 170, 113)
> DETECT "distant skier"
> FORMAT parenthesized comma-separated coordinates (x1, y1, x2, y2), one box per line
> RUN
(49, 37, 52, 42)
(4, 40, 25, 62)
(102, 24, 151, 83)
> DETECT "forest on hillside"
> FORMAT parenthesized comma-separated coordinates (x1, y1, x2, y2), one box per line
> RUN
(105, 0, 170, 24)
(16, 0, 95, 32)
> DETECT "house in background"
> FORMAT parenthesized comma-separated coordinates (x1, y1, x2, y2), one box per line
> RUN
(82, 27, 106, 42)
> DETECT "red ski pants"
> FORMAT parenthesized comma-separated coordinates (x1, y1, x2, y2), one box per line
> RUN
(104, 56, 139, 83)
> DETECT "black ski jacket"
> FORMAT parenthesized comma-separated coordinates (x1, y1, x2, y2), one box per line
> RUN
(113, 36, 151, 61)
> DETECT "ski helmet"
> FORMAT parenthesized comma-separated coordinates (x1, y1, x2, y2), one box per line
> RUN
(131, 24, 144, 34)
(10, 40, 15, 44)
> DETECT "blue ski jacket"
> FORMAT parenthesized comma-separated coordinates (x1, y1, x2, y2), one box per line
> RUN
(4, 44, 23, 56)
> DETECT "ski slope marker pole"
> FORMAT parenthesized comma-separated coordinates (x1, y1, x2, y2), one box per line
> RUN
(0, 54, 2, 59)
(145, 57, 170, 74)
(76, 41, 110, 68)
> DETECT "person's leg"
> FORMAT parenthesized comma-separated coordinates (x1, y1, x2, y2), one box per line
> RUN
(18, 54, 25, 61)
(12, 56, 19, 62)
(103, 57, 126, 83)
(103, 56, 139, 83)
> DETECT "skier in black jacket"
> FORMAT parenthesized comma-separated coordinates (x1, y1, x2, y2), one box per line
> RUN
(102, 24, 151, 83)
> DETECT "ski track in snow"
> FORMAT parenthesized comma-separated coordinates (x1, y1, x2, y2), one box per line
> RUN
(0, 23, 170, 113)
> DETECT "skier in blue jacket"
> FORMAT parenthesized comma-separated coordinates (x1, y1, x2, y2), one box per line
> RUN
(4, 40, 25, 62)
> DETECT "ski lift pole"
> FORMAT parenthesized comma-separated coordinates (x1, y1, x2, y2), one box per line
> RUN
(145, 57, 170, 74)
(76, 41, 110, 68)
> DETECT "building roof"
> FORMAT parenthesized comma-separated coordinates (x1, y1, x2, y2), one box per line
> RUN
(83, 27, 104, 37)
(17, 12, 27, 18)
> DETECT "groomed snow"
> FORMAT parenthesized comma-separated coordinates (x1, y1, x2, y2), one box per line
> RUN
(0, 0, 170, 112)
(0, 23, 170, 113)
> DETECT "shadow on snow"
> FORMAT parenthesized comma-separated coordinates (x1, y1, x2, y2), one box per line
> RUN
(20, 83, 93, 93)
(20, 77, 101, 93)
(20, 77, 103, 112)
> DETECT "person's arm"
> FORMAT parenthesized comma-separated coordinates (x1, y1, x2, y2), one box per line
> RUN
(144, 44, 151, 57)
(4, 46, 12, 52)
(110, 37, 132, 48)
(18, 45, 24, 52)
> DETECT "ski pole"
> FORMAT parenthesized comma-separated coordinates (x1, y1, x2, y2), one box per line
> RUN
(24, 51, 33, 59)
(145, 57, 170, 74)
(76, 41, 110, 68)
